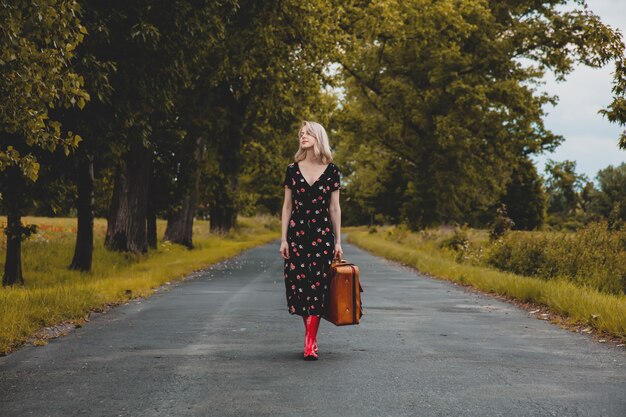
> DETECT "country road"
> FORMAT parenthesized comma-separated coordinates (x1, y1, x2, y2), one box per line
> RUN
(1, 239, 624, 417)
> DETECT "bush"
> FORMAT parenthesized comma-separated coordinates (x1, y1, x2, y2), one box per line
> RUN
(485, 235, 548, 277)
(489, 204, 515, 241)
(386, 224, 410, 243)
(484, 221, 626, 295)
(439, 224, 469, 251)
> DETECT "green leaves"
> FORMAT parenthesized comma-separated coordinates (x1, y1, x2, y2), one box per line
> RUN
(0, 0, 88, 181)
(130, 21, 161, 48)
(3, 222, 37, 241)
(0, 147, 39, 182)
(336, 0, 626, 227)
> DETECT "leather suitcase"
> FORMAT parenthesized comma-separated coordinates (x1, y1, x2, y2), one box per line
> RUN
(323, 259, 363, 326)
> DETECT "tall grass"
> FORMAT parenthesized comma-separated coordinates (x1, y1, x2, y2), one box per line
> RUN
(0, 215, 280, 354)
(347, 226, 626, 340)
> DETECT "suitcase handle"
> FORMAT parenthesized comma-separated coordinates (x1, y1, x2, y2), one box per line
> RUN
(331, 258, 354, 267)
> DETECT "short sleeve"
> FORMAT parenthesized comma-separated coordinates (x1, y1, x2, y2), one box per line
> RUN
(283, 165, 293, 190)
(330, 165, 341, 191)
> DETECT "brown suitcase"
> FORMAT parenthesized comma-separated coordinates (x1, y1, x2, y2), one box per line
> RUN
(323, 259, 363, 326)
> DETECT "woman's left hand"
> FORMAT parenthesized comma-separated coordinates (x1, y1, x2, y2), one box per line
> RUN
(334, 243, 343, 260)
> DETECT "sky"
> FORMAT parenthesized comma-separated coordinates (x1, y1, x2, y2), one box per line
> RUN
(529, 0, 626, 182)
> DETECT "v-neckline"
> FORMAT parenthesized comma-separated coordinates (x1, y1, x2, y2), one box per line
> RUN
(296, 162, 331, 187)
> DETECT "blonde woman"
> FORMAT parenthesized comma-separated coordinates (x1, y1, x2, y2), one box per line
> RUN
(280, 121, 343, 360)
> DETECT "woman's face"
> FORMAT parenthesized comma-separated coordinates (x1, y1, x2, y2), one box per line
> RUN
(299, 124, 317, 150)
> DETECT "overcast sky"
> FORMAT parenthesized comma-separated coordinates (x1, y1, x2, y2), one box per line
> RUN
(530, 0, 626, 182)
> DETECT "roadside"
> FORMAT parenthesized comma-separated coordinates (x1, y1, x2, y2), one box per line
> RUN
(0, 215, 279, 355)
(346, 226, 626, 347)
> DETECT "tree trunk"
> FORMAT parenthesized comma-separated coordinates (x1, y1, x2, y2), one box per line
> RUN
(146, 172, 157, 249)
(2, 167, 24, 286)
(146, 207, 157, 250)
(209, 88, 246, 234)
(209, 180, 237, 234)
(104, 145, 152, 253)
(164, 137, 203, 247)
(164, 190, 198, 248)
(3, 211, 24, 286)
(70, 154, 95, 271)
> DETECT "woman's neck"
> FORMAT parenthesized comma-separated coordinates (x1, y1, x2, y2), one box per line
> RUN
(303, 151, 324, 165)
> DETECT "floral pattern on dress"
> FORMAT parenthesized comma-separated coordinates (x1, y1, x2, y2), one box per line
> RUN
(283, 161, 341, 317)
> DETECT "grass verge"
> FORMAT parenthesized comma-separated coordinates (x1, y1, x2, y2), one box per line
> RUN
(0, 215, 279, 355)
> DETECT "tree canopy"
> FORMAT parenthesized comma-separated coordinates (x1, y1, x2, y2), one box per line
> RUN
(334, 0, 626, 229)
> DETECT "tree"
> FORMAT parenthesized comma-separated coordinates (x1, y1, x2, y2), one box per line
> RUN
(582, 162, 626, 222)
(74, 0, 234, 253)
(335, 0, 625, 229)
(500, 158, 546, 230)
(162, 134, 205, 249)
(543, 159, 587, 218)
(598, 58, 626, 150)
(203, 0, 344, 233)
(0, 0, 88, 285)
(51, 4, 118, 271)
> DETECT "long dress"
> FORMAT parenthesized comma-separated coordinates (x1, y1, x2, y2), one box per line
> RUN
(282, 161, 341, 317)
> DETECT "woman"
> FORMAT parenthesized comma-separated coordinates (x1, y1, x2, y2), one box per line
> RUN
(280, 120, 343, 361)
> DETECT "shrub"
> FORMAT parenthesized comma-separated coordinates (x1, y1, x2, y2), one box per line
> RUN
(485, 234, 548, 277)
(385, 224, 410, 243)
(489, 204, 515, 241)
(439, 224, 469, 251)
(484, 221, 626, 295)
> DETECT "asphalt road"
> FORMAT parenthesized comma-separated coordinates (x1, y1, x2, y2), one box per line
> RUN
(1, 239, 625, 417)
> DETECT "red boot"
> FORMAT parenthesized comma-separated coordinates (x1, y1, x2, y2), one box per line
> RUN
(303, 316, 319, 360)
(313, 316, 321, 354)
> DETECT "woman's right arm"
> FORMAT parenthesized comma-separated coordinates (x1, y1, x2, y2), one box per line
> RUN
(281, 187, 293, 241)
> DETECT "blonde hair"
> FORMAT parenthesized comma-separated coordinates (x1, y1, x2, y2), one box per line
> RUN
(294, 121, 333, 164)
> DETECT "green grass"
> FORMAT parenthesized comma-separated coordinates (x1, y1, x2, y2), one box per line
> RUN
(346, 226, 626, 340)
(0, 215, 280, 355)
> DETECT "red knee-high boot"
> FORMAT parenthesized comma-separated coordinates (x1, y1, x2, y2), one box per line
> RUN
(303, 316, 319, 360)
(313, 316, 321, 354)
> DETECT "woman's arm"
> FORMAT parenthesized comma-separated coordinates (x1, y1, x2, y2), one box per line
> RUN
(281, 187, 293, 241)
(329, 189, 343, 258)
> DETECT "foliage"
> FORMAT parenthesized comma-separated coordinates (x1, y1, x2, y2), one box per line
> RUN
(210, 1, 344, 220)
(499, 158, 546, 230)
(597, 55, 626, 149)
(385, 223, 411, 243)
(485, 221, 626, 295)
(335, 0, 625, 228)
(543, 159, 588, 216)
(582, 163, 626, 224)
(333, 136, 407, 226)
(439, 224, 470, 252)
(3, 224, 37, 241)
(608, 202, 624, 231)
(488, 204, 515, 241)
(0, 0, 88, 180)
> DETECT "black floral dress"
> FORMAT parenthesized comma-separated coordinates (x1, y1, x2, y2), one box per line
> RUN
(283, 161, 341, 317)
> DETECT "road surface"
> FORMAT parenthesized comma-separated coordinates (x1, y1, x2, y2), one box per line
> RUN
(1, 239, 624, 416)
